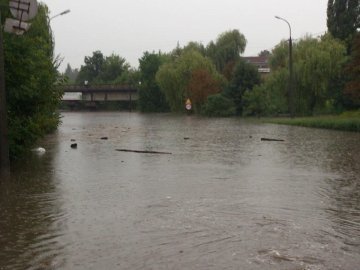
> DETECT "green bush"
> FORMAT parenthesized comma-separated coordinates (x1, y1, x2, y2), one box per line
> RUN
(4, 4, 63, 160)
(202, 94, 236, 117)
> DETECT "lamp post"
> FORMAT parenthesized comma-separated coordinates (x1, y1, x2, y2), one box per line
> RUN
(275, 15, 294, 118)
(50, 9, 70, 21)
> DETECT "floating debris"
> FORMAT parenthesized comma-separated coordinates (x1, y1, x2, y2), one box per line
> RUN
(71, 143, 78, 149)
(261, 138, 285, 142)
(116, 149, 172, 155)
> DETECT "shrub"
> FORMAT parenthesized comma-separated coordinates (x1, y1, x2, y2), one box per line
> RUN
(202, 94, 236, 117)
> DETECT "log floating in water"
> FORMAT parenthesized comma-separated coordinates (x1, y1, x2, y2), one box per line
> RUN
(261, 138, 285, 142)
(116, 149, 172, 155)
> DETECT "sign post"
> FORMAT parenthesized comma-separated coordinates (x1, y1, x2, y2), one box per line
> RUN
(185, 98, 192, 111)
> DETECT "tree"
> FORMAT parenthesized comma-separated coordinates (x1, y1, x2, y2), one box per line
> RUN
(3, 3, 63, 159)
(156, 50, 224, 112)
(327, 0, 360, 50)
(202, 94, 236, 117)
(76, 51, 104, 84)
(206, 30, 247, 76)
(258, 50, 271, 57)
(98, 54, 129, 83)
(243, 69, 288, 116)
(64, 63, 79, 83)
(294, 35, 347, 114)
(76, 51, 130, 85)
(249, 35, 347, 116)
(224, 59, 261, 114)
(138, 52, 169, 112)
(187, 68, 222, 112)
(344, 33, 360, 107)
(182, 41, 206, 56)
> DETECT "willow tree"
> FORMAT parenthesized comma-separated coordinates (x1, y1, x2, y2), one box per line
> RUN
(3, 3, 63, 159)
(294, 35, 347, 114)
(244, 35, 347, 116)
(206, 30, 247, 78)
(156, 50, 224, 112)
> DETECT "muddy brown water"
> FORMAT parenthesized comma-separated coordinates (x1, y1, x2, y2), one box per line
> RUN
(0, 112, 359, 269)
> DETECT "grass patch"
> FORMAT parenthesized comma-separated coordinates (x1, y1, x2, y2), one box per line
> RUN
(265, 111, 360, 132)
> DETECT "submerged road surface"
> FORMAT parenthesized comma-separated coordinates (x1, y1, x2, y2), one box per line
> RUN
(1, 112, 359, 269)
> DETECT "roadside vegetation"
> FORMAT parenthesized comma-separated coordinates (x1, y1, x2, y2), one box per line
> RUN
(64, 1, 358, 126)
(266, 111, 360, 132)
(2, 2, 63, 160)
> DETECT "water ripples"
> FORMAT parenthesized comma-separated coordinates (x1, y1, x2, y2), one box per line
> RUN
(1, 112, 359, 269)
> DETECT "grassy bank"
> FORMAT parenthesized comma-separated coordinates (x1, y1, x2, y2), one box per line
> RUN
(265, 111, 360, 132)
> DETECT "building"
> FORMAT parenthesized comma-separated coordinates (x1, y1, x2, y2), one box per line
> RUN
(242, 56, 271, 78)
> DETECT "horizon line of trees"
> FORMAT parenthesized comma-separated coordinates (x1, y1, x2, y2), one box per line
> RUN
(4, 0, 358, 161)
(63, 0, 358, 117)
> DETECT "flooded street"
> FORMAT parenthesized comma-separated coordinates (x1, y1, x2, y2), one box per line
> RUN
(1, 112, 359, 269)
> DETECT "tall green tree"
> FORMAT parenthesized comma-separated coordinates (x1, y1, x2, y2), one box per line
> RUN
(156, 50, 224, 112)
(98, 54, 129, 83)
(244, 35, 347, 116)
(224, 59, 261, 114)
(76, 51, 130, 85)
(3, 3, 63, 159)
(64, 63, 79, 83)
(138, 52, 169, 112)
(206, 30, 247, 77)
(344, 33, 360, 107)
(327, 0, 360, 49)
(76, 51, 105, 84)
(294, 35, 347, 114)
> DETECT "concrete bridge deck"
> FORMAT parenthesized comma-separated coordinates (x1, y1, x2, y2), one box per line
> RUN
(62, 84, 138, 102)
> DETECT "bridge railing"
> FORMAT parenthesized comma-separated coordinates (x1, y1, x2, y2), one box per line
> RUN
(62, 84, 138, 93)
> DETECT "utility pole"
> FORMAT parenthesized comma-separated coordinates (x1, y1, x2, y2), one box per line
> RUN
(275, 15, 295, 118)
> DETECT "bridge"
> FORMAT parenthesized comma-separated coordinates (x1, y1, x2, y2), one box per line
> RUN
(61, 84, 139, 110)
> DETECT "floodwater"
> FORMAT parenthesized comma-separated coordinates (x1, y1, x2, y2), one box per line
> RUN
(1, 112, 359, 270)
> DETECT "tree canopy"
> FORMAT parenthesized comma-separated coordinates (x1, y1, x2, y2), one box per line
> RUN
(244, 35, 347, 116)
(206, 30, 247, 77)
(156, 49, 224, 112)
(3, 3, 63, 159)
(76, 51, 130, 85)
(138, 51, 170, 112)
(327, 0, 360, 49)
(344, 33, 360, 107)
(224, 59, 261, 114)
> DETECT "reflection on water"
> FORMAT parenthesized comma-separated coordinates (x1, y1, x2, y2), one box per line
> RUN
(0, 112, 359, 269)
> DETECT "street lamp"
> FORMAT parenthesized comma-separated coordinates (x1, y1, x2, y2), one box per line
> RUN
(275, 15, 294, 118)
(50, 9, 70, 21)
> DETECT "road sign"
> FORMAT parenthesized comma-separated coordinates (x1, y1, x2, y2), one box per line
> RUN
(185, 98, 192, 110)
(9, 0, 38, 21)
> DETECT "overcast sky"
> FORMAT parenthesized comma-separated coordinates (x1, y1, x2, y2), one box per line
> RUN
(41, 0, 328, 71)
